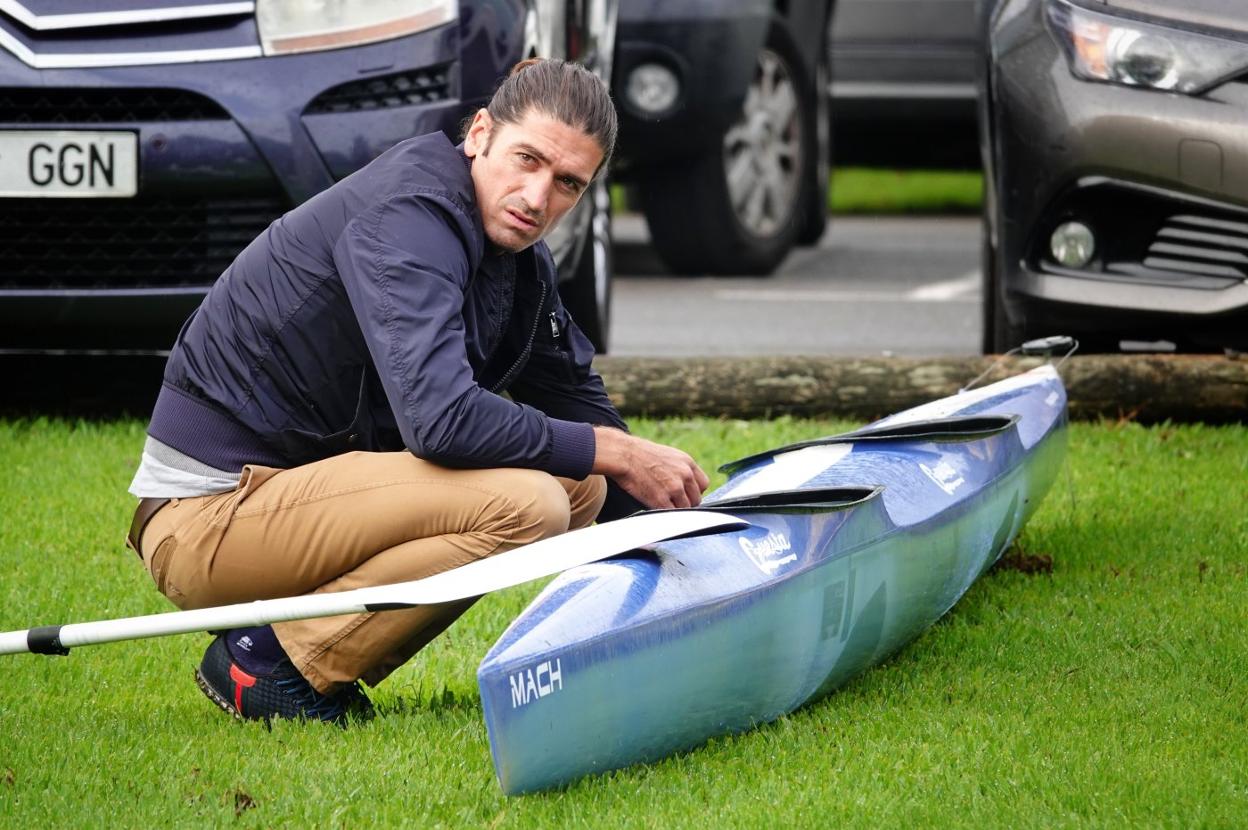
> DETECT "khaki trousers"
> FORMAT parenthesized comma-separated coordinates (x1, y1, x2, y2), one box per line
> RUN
(137, 451, 606, 693)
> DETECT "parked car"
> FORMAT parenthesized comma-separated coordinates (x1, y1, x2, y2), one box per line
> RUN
(981, 0, 1248, 353)
(0, 0, 616, 353)
(610, 0, 834, 275)
(829, 0, 980, 169)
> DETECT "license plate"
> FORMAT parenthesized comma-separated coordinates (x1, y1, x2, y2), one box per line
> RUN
(0, 130, 138, 197)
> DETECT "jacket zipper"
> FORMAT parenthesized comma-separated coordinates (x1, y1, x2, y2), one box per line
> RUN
(489, 280, 547, 393)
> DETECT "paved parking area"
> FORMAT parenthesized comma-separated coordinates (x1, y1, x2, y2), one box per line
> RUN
(611, 213, 982, 357)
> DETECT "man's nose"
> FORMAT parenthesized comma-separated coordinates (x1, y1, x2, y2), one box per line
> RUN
(520, 175, 551, 214)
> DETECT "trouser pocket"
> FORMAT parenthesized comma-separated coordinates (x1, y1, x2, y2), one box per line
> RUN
(146, 533, 185, 604)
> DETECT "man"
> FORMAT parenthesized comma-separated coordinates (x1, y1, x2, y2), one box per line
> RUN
(125, 58, 708, 725)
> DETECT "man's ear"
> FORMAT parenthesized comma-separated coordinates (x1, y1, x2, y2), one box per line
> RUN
(464, 109, 493, 158)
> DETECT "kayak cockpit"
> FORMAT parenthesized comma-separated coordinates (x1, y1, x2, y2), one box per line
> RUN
(720, 415, 1019, 475)
(703, 486, 879, 513)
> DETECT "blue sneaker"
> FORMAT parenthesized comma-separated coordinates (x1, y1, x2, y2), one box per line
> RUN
(194, 636, 372, 725)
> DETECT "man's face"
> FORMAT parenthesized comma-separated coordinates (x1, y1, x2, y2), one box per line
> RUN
(463, 108, 603, 253)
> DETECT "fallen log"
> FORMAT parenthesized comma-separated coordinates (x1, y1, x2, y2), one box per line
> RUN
(594, 354, 1248, 423)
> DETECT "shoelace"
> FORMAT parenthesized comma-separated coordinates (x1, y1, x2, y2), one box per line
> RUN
(274, 675, 347, 721)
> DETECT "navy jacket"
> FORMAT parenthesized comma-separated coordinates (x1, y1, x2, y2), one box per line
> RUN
(146, 132, 626, 481)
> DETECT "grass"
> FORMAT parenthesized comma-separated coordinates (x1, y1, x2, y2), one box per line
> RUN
(829, 168, 983, 215)
(611, 167, 984, 218)
(0, 416, 1245, 827)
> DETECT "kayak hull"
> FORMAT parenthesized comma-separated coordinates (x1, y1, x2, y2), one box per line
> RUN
(478, 366, 1068, 794)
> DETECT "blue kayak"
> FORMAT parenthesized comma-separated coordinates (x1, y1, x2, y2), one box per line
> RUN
(477, 365, 1069, 794)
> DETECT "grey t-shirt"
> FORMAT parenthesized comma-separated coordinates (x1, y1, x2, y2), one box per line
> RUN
(128, 436, 240, 499)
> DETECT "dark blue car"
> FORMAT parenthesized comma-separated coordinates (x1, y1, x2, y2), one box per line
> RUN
(0, 0, 615, 353)
(611, 0, 832, 276)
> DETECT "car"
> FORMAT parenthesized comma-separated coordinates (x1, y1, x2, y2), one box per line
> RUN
(981, 0, 1248, 353)
(0, 0, 616, 354)
(829, 0, 980, 169)
(610, 0, 834, 276)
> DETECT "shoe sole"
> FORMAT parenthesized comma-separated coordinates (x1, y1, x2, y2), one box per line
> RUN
(194, 667, 245, 722)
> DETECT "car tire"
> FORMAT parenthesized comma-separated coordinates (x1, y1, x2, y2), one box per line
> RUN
(558, 177, 612, 353)
(639, 22, 815, 275)
(981, 221, 1023, 354)
(795, 32, 831, 247)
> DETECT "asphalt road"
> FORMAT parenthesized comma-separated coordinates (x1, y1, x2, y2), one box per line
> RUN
(611, 213, 982, 357)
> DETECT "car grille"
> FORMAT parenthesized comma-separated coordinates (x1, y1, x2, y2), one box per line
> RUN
(1143, 214, 1248, 282)
(0, 87, 229, 124)
(0, 195, 288, 289)
(304, 65, 453, 115)
(0, 2, 258, 69)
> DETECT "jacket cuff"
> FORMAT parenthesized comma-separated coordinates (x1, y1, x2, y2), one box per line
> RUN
(546, 418, 596, 480)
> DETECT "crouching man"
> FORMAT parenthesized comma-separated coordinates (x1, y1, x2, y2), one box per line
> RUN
(125, 58, 707, 724)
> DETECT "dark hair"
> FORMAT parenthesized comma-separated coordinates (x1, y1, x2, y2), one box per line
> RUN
(473, 58, 618, 177)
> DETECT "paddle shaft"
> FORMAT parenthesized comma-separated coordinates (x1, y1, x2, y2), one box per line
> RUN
(0, 509, 747, 657)
(0, 587, 391, 656)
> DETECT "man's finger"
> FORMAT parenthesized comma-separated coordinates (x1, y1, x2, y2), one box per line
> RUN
(654, 491, 678, 510)
(679, 474, 701, 508)
(662, 477, 688, 509)
(693, 464, 710, 491)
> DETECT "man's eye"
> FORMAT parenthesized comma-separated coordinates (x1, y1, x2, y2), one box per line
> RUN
(517, 152, 534, 164)
(560, 177, 581, 193)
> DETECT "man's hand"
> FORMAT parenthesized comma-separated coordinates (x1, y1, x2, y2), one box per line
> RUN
(591, 426, 710, 509)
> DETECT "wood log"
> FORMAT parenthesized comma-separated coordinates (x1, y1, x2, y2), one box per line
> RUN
(593, 354, 1248, 423)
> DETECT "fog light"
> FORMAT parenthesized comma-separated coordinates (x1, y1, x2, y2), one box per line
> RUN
(1050, 221, 1095, 268)
(626, 63, 680, 115)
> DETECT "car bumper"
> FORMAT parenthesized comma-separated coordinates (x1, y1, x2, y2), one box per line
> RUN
(611, 2, 769, 174)
(0, 22, 503, 350)
(988, 1, 1248, 347)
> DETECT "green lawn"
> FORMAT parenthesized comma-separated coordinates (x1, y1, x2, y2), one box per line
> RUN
(830, 168, 983, 215)
(612, 167, 984, 218)
(0, 417, 1244, 827)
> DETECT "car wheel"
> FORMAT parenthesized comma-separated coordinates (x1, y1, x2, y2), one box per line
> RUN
(558, 177, 612, 353)
(795, 30, 831, 247)
(640, 23, 812, 275)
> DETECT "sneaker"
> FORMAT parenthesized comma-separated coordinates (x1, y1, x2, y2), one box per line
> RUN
(194, 635, 373, 725)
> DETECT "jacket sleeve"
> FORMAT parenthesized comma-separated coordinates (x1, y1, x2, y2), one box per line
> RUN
(333, 193, 596, 478)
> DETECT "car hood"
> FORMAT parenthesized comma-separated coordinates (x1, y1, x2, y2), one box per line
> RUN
(1102, 0, 1246, 36)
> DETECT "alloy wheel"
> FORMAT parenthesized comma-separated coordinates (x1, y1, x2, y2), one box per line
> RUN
(722, 48, 804, 238)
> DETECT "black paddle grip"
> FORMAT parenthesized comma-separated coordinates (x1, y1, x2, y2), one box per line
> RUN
(28, 625, 69, 656)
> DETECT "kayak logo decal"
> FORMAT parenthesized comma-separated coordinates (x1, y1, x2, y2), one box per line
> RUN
(509, 658, 563, 708)
(739, 531, 797, 574)
(920, 460, 965, 495)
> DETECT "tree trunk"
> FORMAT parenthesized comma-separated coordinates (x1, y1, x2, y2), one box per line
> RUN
(593, 355, 1248, 423)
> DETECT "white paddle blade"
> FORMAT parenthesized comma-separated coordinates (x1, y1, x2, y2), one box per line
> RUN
(0, 509, 747, 656)
(355, 509, 748, 609)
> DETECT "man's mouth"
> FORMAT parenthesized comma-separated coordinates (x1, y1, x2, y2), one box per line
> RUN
(505, 208, 540, 231)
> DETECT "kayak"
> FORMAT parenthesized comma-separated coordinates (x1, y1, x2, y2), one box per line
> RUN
(477, 365, 1068, 794)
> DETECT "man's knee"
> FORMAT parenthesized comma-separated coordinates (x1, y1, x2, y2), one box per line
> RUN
(564, 474, 607, 530)
(507, 470, 573, 543)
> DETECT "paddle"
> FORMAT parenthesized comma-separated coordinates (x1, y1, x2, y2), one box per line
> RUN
(0, 509, 747, 657)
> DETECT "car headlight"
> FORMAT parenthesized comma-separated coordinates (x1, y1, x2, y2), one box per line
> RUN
(1046, 0, 1248, 95)
(257, 0, 457, 56)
